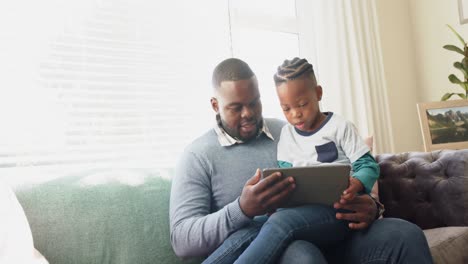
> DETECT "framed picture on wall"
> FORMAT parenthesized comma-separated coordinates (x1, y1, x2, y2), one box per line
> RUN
(417, 100, 468, 151)
(459, 0, 468, 24)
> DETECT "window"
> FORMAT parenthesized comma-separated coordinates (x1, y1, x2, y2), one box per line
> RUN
(0, 0, 310, 180)
(230, 0, 301, 119)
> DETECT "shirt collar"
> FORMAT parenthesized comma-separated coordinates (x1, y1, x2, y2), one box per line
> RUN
(214, 115, 274, 146)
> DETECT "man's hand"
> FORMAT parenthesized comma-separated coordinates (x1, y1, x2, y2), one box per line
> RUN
(334, 194, 377, 230)
(239, 169, 295, 218)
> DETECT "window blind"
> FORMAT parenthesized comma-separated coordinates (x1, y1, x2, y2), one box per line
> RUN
(0, 0, 230, 178)
(0, 0, 302, 180)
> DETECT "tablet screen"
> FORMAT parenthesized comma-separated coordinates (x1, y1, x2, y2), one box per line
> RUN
(262, 164, 351, 207)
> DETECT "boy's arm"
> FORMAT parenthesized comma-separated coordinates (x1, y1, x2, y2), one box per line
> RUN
(169, 150, 251, 258)
(351, 152, 380, 194)
(337, 120, 379, 194)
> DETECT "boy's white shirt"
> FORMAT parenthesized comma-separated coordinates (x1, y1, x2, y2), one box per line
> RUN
(0, 182, 48, 264)
(277, 113, 370, 167)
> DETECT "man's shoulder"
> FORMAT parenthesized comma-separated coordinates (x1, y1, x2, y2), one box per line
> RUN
(184, 129, 219, 154)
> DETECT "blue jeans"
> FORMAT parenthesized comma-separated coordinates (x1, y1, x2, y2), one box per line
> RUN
(203, 204, 349, 264)
(280, 218, 434, 264)
(203, 216, 433, 264)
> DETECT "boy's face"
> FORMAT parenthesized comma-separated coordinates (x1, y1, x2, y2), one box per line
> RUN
(276, 77, 323, 132)
(211, 77, 263, 141)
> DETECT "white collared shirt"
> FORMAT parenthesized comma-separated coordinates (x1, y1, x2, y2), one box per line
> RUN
(213, 115, 274, 146)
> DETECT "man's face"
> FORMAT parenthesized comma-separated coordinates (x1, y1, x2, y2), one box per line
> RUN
(211, 77, 263, 141)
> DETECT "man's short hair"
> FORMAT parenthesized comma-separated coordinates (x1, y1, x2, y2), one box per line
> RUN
(273, 57, 316, 86)
(212, 58, 255, 89)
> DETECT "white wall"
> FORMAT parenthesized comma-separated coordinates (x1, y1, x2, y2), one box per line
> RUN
(376, 0, 423, 152)
(409, 0, 468, 102)
(376, 0, 468, 152)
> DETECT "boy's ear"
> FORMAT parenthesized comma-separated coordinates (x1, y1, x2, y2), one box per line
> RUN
(315, 85, 323, 101)
(211, 97, 219, 113)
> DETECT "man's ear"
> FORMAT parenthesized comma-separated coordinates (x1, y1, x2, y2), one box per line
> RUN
(211, 97, 219, 113)
(315, 85, 323, 101)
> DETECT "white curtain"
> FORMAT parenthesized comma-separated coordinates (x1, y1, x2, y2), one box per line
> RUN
(300, 0, 395, 153)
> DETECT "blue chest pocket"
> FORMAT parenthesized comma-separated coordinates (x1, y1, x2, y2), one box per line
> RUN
(315, 141, 338, 163)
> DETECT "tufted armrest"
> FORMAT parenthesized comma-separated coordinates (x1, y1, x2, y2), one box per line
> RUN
(375, 149, 468, 230)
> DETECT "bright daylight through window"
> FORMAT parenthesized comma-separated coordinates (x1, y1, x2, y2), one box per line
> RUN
(0, 0, 304, 181)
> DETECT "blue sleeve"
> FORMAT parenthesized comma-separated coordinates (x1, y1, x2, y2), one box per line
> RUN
(351, 152, 380, 194)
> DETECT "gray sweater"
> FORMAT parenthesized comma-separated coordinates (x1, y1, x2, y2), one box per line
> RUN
(169, 118, 285, 258)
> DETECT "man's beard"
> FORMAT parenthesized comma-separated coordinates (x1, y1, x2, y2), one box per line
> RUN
(220, 117, 260, 142)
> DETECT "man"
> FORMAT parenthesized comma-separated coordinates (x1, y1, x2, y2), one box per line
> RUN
(169, 58, 433, 263)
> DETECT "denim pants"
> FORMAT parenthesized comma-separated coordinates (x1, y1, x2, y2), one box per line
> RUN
(280, 218, 434, 264)
(203, 204, 349, 264)
(203, 213, 434, 264)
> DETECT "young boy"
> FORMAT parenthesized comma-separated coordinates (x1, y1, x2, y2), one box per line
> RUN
(231, 58, 380, 263)
(275, 57, 377, 197)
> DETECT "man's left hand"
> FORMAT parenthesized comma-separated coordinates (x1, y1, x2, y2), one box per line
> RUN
(333, 194, 377, 230)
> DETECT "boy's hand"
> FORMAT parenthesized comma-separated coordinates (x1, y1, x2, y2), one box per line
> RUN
(341, 177, 364, 202)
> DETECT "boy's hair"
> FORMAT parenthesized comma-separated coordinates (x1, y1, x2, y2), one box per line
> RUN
(212, 58, 255, 90)
(274, 57, 317, 86)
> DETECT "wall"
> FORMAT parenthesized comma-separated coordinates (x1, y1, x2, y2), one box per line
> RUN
(375, 0, 423, 152)
(409, 0, 468, 102)
(376, 0, 468, 152)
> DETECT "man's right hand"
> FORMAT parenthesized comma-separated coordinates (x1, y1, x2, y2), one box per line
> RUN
(239, 169, 295, 218)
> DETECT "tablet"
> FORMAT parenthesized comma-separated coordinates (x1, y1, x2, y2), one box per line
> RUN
(262, 164, 351, 207)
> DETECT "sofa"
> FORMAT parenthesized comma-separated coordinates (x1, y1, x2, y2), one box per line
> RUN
(376, 149, 468, 264)
(11, 169, 199, 264)
(10, 149, 467, 264)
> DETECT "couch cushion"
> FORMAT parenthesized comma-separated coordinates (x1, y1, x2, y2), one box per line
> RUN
(376, 149, 468, 229)
(13, 169, 202, 264)
(0, 181, 49, 264)
(424, 226, 468, 264)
